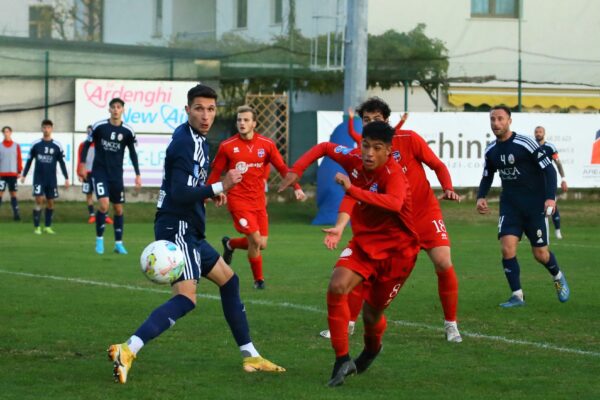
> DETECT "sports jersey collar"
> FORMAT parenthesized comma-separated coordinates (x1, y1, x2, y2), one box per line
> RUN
(2, 139, 14, 147)
(188, 124, 206, 142)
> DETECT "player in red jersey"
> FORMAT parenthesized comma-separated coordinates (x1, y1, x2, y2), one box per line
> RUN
(0, 126, 23, 221)
(320, 98, 462, 343)
(280, 121, 420, 386)
(207, 105, 305, 289)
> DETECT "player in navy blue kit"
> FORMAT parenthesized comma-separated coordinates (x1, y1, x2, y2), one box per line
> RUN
(78, 98, 141, 255)
(477, 106, 570, 307)
(106, 84, 285, 384)
(534, 126, 567, 239)
(21, 120, 70, 234)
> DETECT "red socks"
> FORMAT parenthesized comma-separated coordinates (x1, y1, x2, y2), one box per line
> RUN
(348, 283, 363, 322)
(229, 237, 248, 250)
(248, 255, 263, 282)
(327, 292, 350, 357)
(364, 314, 387, 353)
(437, 266, 458, 322)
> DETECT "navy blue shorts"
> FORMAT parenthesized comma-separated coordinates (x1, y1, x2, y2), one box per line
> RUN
(498, 199, 549, 247)
(154, 215, 220, 283)
(32, 181, 58, 199)
(82, 172, 93, 195)
(92, 171, 124, 204)
(0, 177, 17, 192)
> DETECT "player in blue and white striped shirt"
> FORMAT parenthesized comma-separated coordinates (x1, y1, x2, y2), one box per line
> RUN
(476, 106, 570, 308)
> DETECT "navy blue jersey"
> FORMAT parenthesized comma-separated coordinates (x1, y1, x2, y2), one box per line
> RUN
(156, 123, 220, 238)
(478, 132, 557, 202)
(81, 119, 140, 178)
(22, 139, 68, 185)
(538, 141, 559, 160)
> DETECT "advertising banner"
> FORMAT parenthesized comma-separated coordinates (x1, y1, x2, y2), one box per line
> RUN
(317, 112, 600, 188)
(75, 79, 198, 133)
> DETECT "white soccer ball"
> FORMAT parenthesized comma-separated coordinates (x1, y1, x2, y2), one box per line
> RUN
(140, 240, 185, 284)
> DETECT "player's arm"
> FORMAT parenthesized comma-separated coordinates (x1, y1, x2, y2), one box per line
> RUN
(347, 108, 362, 145)
(58, 146, 69, 187)
(126, 135, 141, 188)
(533, 148, 558, 214)
(336, 171, 408, 213)
(268, 143, 305, 199)
(322, 209, 351, 250)
(206, 143, 228, 185)
(411, 132, 459, 201)
(476, 156, 495, 214)
(278, 142, 352, 192)
(78, 130, 94, 179)
(553, 155, 568, 192)
(16, 144, 22, 178)
(20, 145, 35, 182)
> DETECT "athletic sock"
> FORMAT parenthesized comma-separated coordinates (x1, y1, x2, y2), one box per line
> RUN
(436, 266, 459, 322)
(44, 208, 53, 227)
(364, 314, 387, 354)
(87, 204, 94, 216)
(133, 294, 195, 344)
(114, 214, 124, 241)
(219, 274, 252, 348)
(348, 283, 364, 322)
(33, 208, 41, 227)
(327, 292, 350, 357)
(552, 208, 561, 229)
(10, 197, 19, 216)
(543, 251, 560, 277)
(95, 210, 106, 237)
(248, 255, 263, 282)
(502, 257, 522, 292)
(126, 335, 144, 355)
(239, 342, 260, 358)
(229, 237, 249, 250)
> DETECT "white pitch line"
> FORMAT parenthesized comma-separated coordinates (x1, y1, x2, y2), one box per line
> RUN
(2, 269, 599, 358)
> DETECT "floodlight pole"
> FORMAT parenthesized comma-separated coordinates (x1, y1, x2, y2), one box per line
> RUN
(44, 50, 49, 120)
(343, 0, 368, 113)
(517, 0, 523, 112)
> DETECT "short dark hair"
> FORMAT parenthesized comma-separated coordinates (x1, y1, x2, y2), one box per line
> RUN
(356, 97, 391, 120)
(491, 105, 511, 117)
(41, 119, 53, 127)
(1, 126, 12, 133)
(187, 84, 217, 106)
(362, 121, 394, 144)
(109, 98, 125, 107)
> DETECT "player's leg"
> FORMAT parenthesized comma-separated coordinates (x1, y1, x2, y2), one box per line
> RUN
(8, 178, 20, 220)
(43, 197, 55, 234)
(320, 281, 363, 339)
(110, 181, 127, 254)
(92, 176, 110, 254)
(426, 246, 461, 342)
(525, 215, 570, 303)
(32, 186, 44, 234)
(499, 235, 524, 307)
(247, 231, 265, 288)
(0, 179, 5, 210)
(206, 253, 284, 372)
(83, 175, 95, 223)
(553, 206, 562, 239)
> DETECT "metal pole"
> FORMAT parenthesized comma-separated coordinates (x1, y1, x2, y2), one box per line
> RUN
(288, 0, 296, 114)
(404, 80, 408, 112)
(44, 50, 49, 120)
(169, 56, 174, 80)
(517, 0, 522, 112)
(343, 0, 368, 112)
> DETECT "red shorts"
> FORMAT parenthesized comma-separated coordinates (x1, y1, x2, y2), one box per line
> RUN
(335, 241, 418, 310)
(415, 208, 451, 249)
(229, 208, 269, 236)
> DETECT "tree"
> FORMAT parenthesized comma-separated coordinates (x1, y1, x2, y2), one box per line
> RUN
(52, 0, 103, 41)
(367, 24, 449, 107)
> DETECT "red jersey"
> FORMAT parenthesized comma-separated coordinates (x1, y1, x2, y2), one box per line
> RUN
(208, 132, 299, 211)
(0, 140, 23, 177)
(77, 141, 95, 173)
(291, 142, 419, 260)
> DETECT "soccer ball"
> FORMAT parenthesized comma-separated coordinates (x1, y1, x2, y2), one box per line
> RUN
(140, 240, 185, 284)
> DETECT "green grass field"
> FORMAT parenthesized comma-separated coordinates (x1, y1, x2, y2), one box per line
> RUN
(0, 199, 599, 399)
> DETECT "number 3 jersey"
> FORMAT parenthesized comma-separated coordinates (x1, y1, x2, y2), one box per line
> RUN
(22, 139, 69, 185)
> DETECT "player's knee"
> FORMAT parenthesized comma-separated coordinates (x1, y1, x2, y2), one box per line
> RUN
(532, 248, 550, 264)
(328, 280, 350, 295)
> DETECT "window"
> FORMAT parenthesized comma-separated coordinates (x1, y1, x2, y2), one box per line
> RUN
(29, 5, 53, 39)
(153, 0, 163, 37)
(236, 0, 247, 28)
(471, 0, 520, 18)
(273, 0, 283, 24)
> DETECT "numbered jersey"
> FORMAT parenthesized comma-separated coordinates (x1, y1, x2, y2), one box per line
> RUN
(23, 139, 68, 186)
(87, 119, 138, 178)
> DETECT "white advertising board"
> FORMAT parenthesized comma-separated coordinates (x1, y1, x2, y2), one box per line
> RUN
(317, 112, 600, 188)
(75, 79, 198, 133)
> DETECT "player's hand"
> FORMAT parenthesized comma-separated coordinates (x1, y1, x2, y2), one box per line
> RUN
(476, 198, 489, 214)
(64, 179, 70, 189)
(212, 192, 227, 207)
(278, 172, 299, 192)
(348, 107, 354, 120)
(334, 173, 351, 191)
(440, 189, 461, 202)
(322, 226, 343, 250)
(222, 169, 242, 191)
(294, 188, 307, 202)
(561, 180, 568, 193)
(544, 199, 557, 216)
(77, 163, 87, 181)
(134, 175, 142, 191)
(401, 112, 408, 122)
(77, 174, 83, 183)
(20, 176, 25, 184)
